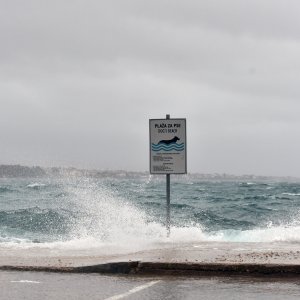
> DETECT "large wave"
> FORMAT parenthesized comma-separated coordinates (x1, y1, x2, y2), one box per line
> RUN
(1, 179, 300, 255)
(1, 177, 300, 260)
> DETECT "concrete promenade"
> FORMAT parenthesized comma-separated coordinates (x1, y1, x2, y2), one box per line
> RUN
(1, 242, 300, 276)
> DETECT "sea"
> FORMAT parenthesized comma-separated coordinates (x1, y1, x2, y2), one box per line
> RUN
(1, 173, 300, 253)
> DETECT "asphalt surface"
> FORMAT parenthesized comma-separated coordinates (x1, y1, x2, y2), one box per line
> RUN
(2, 271, 300, 300)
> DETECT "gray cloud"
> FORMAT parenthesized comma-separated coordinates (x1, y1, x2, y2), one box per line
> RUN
(1, 0, 300, 176)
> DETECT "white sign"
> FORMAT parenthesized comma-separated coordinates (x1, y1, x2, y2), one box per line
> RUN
(149, 118, 187, 174)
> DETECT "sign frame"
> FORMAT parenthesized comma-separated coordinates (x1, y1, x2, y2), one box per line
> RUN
(149, 118, 187, 175)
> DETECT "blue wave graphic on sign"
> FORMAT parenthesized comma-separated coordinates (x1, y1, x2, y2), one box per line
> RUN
(151, 142, 185, 152)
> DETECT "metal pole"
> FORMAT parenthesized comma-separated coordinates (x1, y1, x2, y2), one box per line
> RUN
(166, 173, 170, 237)
(166, 114, 171, 237)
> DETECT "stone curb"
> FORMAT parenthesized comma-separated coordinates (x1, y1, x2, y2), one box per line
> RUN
(2, 262, 300, 277)
(136, 262, 300, 276)
(0, 262, 139, 275)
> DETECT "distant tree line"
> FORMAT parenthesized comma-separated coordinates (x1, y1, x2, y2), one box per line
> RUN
(0, 165, 46, 177)
(0, 164, 298, 181)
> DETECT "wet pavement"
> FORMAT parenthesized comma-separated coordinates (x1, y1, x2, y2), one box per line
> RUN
(1, 270, 300, 300)
(2, 242, 300, 268)
(1, 242, 300, 276)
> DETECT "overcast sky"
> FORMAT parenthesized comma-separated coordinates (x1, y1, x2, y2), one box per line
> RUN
(1, 0, 300, 177)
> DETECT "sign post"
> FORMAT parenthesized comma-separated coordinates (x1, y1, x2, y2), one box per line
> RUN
(149, 115, 187, 236)
(166, 114, 171, 236)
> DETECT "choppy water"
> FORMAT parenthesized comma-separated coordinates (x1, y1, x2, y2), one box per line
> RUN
(1, 175, 300, 252)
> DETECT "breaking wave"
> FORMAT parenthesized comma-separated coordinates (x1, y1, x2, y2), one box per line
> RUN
(1, 177, 300, 254)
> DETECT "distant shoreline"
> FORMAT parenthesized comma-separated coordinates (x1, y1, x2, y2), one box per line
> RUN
(0, 164, 299, 181)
